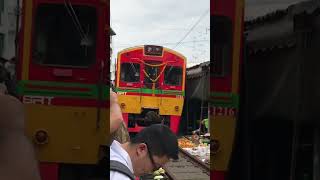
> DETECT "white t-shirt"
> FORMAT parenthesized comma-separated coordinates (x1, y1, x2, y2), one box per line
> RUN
(0, 82, 7, 94)
(4, 62, 15, 78)
(110, 140, 135, 180)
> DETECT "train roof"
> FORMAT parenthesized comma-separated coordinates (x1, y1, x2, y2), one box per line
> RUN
(117, 45, 187, 61)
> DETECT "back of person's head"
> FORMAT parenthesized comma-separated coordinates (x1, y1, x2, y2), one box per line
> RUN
(130, 124, 179, 160)
(144, 111, 162, 125)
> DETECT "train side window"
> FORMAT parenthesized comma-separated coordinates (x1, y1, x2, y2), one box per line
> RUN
(120, 63, 140, 82)
(164, 66, 182, 86)
(32, 4, 97, 67)
(212, 16, 232, 77)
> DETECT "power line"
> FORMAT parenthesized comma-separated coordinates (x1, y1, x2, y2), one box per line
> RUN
(172, 8, 209, 50)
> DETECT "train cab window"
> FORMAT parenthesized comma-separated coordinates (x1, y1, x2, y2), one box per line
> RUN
(32, 4, 97, 67)
(144, 61, 161, 88)
(164, 66, 182, 86)
(120, 63, 140, 82)
(212, 16, 232, 77)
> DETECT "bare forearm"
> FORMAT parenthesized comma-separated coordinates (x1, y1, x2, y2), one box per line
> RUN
(110, 91, 123, 133)
(0, 131, 41, 180)
(0, 95, 40, 180)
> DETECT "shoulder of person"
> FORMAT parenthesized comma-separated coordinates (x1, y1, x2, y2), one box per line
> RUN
(110, 171, 133, 180)
(0, 95, 24, 130)
(0, 83, 8, 93)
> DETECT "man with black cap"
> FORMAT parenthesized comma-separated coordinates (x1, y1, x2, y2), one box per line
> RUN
(110, 124, 179, 180)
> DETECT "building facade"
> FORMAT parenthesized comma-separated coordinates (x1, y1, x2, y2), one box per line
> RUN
(0, 0, 20, 60)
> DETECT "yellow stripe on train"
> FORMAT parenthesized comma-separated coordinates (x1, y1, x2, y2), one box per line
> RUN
(25, 105, 109, 164)
(118, 95, 184, 115)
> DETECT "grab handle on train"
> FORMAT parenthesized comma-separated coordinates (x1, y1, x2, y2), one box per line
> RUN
(96, 60, 105, 129)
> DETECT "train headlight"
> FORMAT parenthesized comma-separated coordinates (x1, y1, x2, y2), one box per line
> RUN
(34, 130, 49, 145)
(120, 103, 126, 109)
(174, 106, 179, 112)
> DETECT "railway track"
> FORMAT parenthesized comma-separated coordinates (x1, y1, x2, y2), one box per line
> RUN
(140, 147, 210, 180)
(163, 148, 210, 180)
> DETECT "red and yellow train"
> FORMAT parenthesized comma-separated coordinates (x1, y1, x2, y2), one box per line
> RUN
(211, 0, 244, 179)
(17, 0, 110, 179)
(115, 45, 186, 134)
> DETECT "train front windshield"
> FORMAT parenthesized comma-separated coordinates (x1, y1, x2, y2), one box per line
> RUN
(120, 63, 140, 82)
(33, 4, 97, 67)
(144, 61, 161, 88)
(164, 66, 182, 86)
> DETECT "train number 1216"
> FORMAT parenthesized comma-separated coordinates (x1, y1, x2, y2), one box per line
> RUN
(210, 106, 236, 116)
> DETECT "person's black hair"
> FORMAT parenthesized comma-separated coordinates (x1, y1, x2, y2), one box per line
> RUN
(131, 124, 179, 160)
(144, 111, 162, 125)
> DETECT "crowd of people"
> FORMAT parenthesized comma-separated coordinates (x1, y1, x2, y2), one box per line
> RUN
(109, 90, 179, 180)
(0, 57, 16, 96)
(0, 81, 179, 179)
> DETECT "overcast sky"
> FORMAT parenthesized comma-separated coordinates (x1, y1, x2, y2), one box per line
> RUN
(110, 0, 210, 68)
(110, 0, 305, 70)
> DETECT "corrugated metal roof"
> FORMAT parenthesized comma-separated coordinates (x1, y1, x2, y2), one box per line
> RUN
(246, 0, 320, 55)
(245, 0, 307, 21)
(186, 61, 210, 79)
(110, 28, 116, 36)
